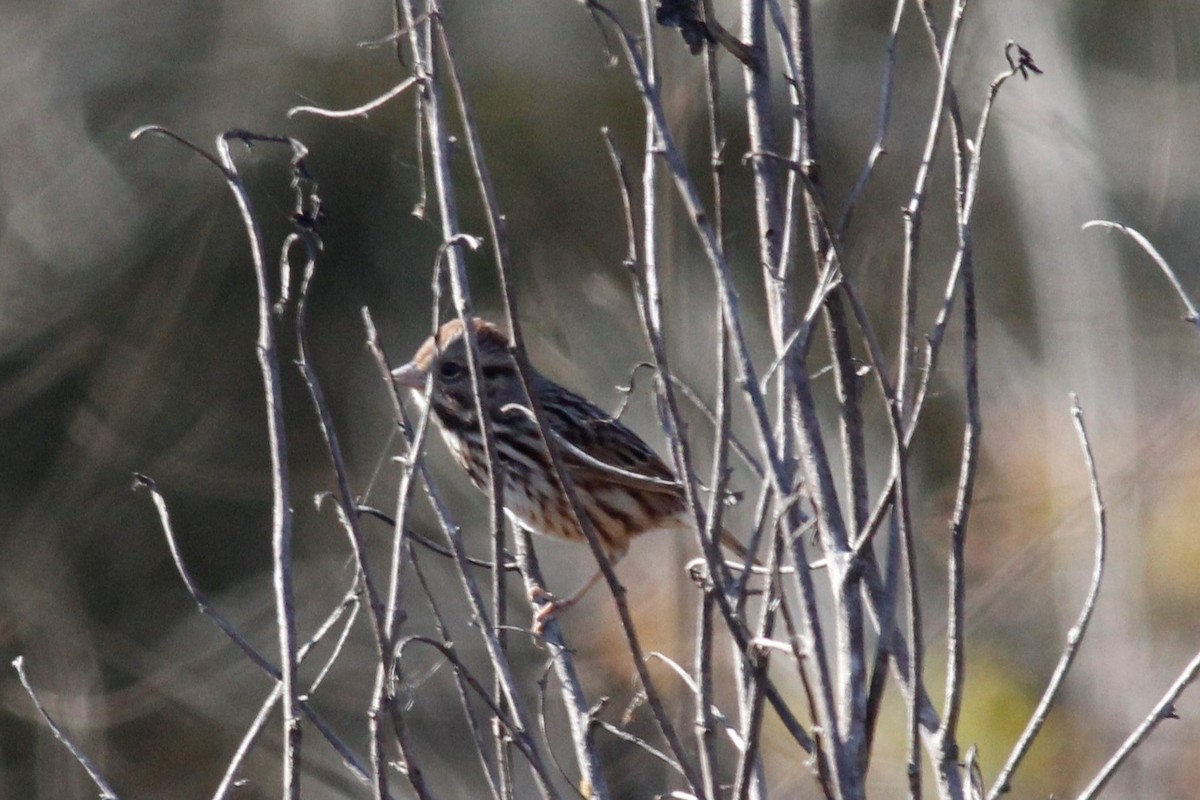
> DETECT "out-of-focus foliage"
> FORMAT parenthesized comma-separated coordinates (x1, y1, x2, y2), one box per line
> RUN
(2, 1, 1200, 797)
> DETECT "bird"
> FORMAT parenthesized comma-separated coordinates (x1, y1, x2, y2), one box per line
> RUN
(391, 316, 754, 621)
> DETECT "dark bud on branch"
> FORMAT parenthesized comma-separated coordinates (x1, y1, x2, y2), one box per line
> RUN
(655, 0, 714, 55)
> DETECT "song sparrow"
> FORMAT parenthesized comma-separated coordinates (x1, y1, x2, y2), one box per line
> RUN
(391, 317, 751, 613)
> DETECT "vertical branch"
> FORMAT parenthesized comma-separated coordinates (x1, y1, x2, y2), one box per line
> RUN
(366, 311, 494, 799)
(779, 1, 874, 782)
(739, 0, 799, 524)
(909, 31, 1037, 797)
(851, 45, 1036, 556)
(422, 13, 519, 794)
(897, 0, 968, 414)
(782, 0, 872, 538)
(588, 3, 782, 483)
(368, 28, 562, 752)
(513, 529, 612, 800)
(131, 127, 324, 797)
(695, 10, 730, 795)
(892, 3, 966, 794)
(589, 5, 845, 792)
(219, 131, 304, 800)
(935, 78, 977, 795)
(366, 312, 562, 797)
(433, 4, 723, 796)
(895, 445, 922, 800)
(695, 577, 720, 798)
(408, 545, 506, 800)
(740, 0, 786, 293)
(619, 6, 712, 795)
(936, 235, 977, 781)
(987, 395, 1106, 799)
(376, 296, 440, 799)
(605, 113, 814, 792)
(758, 10, 864, 794)
(630, 1, 715, 549)
(604, 120, 783, 793)
(700, 297, 735, 800)
(434, 11, 647, 797)
(291, 181, 391, 661)
(390, 13, 559, 797)
(837, 0, 906, 239)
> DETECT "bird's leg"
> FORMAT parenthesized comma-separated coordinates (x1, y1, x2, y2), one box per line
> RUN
(531, 550, 624, 634)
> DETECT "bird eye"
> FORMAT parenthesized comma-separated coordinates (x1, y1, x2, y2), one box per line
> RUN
(439, 360, 463, 380)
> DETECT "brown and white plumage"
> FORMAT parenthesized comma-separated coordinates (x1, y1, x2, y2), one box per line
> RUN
(392, 317, 751, 567)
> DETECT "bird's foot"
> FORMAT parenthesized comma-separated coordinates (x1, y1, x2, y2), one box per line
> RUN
(529, 587, 579, 637)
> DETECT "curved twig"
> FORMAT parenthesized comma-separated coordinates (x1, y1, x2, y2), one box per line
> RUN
(288, 76, 419, 119)
(1083, 220, 1200, 334)
(988, 395, 1107, 798)
(11, 657, 121, 800)
(131, 475, 373, 785)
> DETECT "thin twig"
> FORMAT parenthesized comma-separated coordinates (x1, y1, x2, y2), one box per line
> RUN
(211, 587, 369, 800)
(218, 130, 303, 799)
(363, 310, 552, 797)
(836, 0, 906, 239)
(131, 475, 373, 784)
(11, 657, 121, 800)
(987, 395, 1108, 798)
(133, 125, 304, 797)
(935, 23, 984, 782)
(394, 636, 561, 783)
(585, 0, 782, 503)
(291, 174, 390, 662)
(357, 504, 518, 570)
(595, 719, 689, 775)
(408, 544, 504, 800)
(392, 8, 560, 797)
(853, 43, 1041, 555)
(513, 527, 612, 800)
(755, 6, 874, 792)
(604, 65, 817, 769)
(1075, 649, 1200, 800)
(434, 11, 630, 796)
(895, 433, 922, 800)
(534, 663, 587, 800)
(897, 0, 967, 414)
(431, 26, 518, 783)
(594, 0, 839, 776)
(288, 76, 419, 119)
(1083, 221, 1200, 334)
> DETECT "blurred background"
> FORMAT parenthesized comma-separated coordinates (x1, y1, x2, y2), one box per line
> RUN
(3, 0, 1200, 797)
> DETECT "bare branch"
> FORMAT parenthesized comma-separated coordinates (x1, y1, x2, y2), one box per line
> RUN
(409, 544, 505, 800)
(211, 588, 370, 800)
(513, 528, 613, 800)
(288, 76, 419, 119)
(1083, 220, 1200, 334)
(988, 395, 1108, 798)
(11, 657, 121, 800)
(837, 0, 906, 239)
(131, 474, 373, 785)
(1075, 649, 1200, 800)
(379, 11, 567, 797)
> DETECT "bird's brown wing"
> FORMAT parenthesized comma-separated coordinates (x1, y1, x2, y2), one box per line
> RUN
(535, 379, 758, 562)
(536, 380, 682, 497)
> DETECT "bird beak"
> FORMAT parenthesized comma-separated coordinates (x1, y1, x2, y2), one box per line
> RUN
(391, 361, 427, 390)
